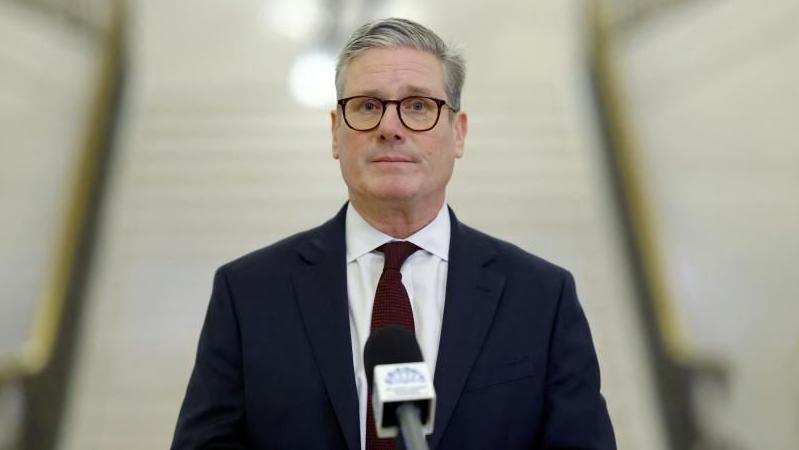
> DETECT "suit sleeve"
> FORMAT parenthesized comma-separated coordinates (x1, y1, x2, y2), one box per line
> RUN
(171, 267, 247, 449)
(541, 271, 616, 449)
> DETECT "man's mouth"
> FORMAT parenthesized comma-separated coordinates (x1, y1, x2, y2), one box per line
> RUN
(372, 155, 415, 163)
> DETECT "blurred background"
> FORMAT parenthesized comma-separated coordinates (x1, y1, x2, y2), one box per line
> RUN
(1, 0, 797, 449)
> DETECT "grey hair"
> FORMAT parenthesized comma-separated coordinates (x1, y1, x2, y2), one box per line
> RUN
(335, 18, 466, 111)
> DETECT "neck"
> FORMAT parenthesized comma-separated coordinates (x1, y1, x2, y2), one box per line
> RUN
(349, 196, 444, 239)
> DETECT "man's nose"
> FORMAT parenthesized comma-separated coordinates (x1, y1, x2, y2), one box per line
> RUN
(377, 105, 405, 141)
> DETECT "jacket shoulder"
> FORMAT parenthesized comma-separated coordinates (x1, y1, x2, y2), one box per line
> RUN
(218, 222, 328, 278)
(460, 223, 572, 281)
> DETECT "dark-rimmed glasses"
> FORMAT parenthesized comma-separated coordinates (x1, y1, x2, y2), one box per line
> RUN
(337, 96, 456, 132)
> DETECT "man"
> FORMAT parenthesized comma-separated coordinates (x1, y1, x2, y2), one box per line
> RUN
(172, 18, 615, 450)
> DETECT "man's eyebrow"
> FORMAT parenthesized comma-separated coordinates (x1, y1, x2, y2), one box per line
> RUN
(349, 86, 436, 98)
(401, 86, 435, 96)
(351, 89, 385, 98)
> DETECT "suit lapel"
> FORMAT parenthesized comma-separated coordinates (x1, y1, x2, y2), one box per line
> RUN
(430, 210, 505, 449)
(292, 206, 360, 450)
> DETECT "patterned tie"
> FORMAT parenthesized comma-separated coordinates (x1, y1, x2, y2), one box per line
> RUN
(366, 241, 420, 450)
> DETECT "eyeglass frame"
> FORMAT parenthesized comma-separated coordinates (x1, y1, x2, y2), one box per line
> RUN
(336, 95, 458, 132)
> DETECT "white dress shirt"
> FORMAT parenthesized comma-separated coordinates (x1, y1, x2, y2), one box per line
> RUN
(345, 203, 450, 450)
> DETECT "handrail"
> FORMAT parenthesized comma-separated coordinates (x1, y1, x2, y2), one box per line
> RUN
(0, 0, 126, 388)
(587, 0, 692, 364)
(586, 1, 718, 449)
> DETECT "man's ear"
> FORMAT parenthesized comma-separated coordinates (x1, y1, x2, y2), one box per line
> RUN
(453, 111, 468, 159)
(331, 110, 340, 159)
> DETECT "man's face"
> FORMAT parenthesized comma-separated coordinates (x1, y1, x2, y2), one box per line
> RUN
(331, 47, 467, 211)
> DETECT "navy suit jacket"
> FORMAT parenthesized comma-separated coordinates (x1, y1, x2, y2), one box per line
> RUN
(172, 205, 615, 449)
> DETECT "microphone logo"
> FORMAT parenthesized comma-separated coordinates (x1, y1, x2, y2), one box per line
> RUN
(384, 367, 426, 385)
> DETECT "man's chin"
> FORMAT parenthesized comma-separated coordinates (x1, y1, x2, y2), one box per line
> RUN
(372, 190, 417, 203)
(359, 178, 417, 199)
(356, 187, 421, 207)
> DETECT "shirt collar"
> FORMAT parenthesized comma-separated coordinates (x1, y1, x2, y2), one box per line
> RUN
(345, 202, 451, 263)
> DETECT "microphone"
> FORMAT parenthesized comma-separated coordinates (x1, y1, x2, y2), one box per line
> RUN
(364, 326, 435, 450)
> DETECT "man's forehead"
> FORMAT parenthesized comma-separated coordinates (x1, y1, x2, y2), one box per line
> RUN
(343, 47, 446, 96)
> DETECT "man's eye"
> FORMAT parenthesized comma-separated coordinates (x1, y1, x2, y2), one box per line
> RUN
(403, 98, 431, 113)
(362, 100, 381, 112)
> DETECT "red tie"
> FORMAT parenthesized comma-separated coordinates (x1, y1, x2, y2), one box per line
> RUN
(366, 241, 420, 450)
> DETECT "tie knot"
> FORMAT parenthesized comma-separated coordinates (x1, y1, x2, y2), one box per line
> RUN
(378, 241, 419, 270)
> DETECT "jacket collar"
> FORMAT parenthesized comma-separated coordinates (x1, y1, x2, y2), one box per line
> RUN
(429, 208, 505, 449)
(293, 204, 361, 450)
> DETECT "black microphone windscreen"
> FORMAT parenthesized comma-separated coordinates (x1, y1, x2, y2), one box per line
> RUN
(363, 326, 423, 386)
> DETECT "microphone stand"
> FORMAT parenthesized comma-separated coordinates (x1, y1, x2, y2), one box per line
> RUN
(395, 403, 429, 450)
